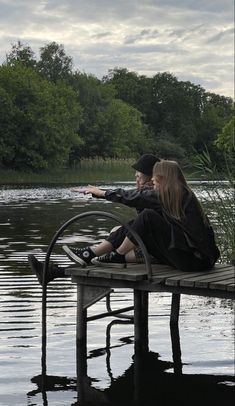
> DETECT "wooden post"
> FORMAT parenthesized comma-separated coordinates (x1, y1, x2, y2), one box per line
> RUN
(170, 293, 180, 325)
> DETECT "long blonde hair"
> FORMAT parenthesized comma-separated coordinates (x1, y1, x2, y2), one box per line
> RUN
(153, 160, 192, 220)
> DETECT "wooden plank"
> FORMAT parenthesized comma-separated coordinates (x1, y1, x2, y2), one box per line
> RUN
(66, 263, 234, 293)
(152, 271, 185, 285)
(194, 276, 234, 289)
(165, 266, 233, 287)
(227, 284, 235, 292)
(192, 270, 233, 287)
(180, 269, 233, 288)
(165, 271, 211, 287)
(152, 270, 183, 278)
(66, 266, 148, 281)
(209, 278, 235, 291)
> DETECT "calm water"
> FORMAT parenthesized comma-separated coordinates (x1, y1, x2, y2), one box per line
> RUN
(0, 184, 234, 406)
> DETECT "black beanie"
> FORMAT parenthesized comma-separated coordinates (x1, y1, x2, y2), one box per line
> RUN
(132, 154, 160, 177)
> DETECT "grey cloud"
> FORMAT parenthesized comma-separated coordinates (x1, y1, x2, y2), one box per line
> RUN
(91, 32, 112, 39)
(124, 29, 159, 45)
(206, 27, 234, 43)
(0, 0, 233, 97)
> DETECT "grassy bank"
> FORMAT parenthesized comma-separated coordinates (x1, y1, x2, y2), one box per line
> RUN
(0, 158, 202, 185)
(0, 158, 136, 185)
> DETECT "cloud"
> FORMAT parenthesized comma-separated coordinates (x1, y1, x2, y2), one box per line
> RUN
(0, 0, 233, 97)
(206, 27, 234, 43)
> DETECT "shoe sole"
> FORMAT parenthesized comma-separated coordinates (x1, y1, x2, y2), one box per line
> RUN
(91, 258, 126, 268)
(62, 245, 87, 267)
(28, 255, 43, 285)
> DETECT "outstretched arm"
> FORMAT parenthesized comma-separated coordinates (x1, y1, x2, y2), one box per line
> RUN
(72, 185, 161, 211)
(71, 185, 106, 197)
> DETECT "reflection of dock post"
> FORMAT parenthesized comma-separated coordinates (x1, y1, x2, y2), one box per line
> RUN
(170, 293, 182, 374)
(134, 290, 149, 354)
(133, 290, 149, 405)
(76, 285, 88, 403)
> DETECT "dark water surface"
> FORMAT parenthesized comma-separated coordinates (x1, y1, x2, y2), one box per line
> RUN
(0, 184, 234, 406)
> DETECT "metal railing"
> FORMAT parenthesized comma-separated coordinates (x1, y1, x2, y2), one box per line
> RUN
(41, 210, 152, 374)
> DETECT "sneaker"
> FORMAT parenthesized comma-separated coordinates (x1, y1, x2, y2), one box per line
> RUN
(62, 245, 95, 267)
(28, 255, 55, 285)
(91, 251, 126, 268)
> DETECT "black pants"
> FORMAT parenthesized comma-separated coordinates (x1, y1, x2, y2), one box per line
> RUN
(106, 220, 134, 249)
(127, 209, 212, 272)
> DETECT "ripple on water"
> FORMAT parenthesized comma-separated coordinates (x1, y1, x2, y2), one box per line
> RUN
(0, 185, 234, 406)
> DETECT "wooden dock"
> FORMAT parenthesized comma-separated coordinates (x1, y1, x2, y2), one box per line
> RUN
(40, 210, 235, 403)
(66, 262, 234, 354)
(63, 261, 235, 402)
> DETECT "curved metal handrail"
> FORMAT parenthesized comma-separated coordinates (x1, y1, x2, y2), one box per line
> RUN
(41, 210, 152, 374)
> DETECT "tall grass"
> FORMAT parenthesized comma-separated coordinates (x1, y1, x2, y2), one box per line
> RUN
(193, 150, 234, 264)
(0, 158, 135, 185)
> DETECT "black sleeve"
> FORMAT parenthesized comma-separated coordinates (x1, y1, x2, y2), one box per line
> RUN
(104, 188, 162, 211)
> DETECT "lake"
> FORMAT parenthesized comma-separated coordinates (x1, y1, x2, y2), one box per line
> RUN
(0, 183, 234, 406)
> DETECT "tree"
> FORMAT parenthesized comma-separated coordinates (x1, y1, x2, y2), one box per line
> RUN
(5, 41, 37, 69)
(37, 42, 73, 82)
(69, 72, 150, 158)
(94, 99, 149, 157)
(69, 72, 115, 159)
(0, 63, 82, 171)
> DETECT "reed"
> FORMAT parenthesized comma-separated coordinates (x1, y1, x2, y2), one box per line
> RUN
(0, 158, 135, 184)
(193, 150, 234, 264)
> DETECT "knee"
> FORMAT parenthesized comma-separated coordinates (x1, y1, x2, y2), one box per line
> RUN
(110, 225, 121, 233)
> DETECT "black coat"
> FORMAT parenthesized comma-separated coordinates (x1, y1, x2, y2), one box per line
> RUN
(103, 187, 220, 264)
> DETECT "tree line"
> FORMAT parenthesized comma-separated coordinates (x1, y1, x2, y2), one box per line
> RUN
(0, 41, 233, 172)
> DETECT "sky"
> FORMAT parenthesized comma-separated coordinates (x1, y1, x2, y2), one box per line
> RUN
(0, 0, 234, 98)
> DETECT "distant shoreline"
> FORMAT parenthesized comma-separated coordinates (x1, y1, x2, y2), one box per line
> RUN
(0, 168, 226, 186)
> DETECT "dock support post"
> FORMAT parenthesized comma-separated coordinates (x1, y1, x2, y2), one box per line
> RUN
(76, 285, 88, 403)
(170, 293, 180, 325)
(134, 290, 149, 354)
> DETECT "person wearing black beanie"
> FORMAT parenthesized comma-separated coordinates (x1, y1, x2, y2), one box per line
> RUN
(29, 154, 160, 283)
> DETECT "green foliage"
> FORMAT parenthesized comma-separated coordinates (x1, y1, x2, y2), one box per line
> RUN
(154, 137, 186, 161)
(6, 40, 37, 69)
(214, 117, 235, 173)
(0, 41, 234, 171)
(0, 63, 82, 171)
(68, 72, 149, 159)
(0, 158, 135, 184)
(193, 148, 234, 264)
(37, 42, 73, 82)
(104, 68, 233, 164)
(94, 99, 147, 157)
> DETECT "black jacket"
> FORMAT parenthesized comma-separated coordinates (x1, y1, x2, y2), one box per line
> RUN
(103, 187, 220, 264)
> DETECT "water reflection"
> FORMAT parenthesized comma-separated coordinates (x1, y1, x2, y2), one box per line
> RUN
(27, 318, 235, 406)
(0, 184, 234, 406)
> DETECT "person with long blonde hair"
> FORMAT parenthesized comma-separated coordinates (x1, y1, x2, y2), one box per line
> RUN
(79, 159, 220, 272)
(28, 159, 220, 282)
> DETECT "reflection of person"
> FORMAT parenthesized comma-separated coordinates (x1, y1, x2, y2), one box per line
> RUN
(28, 154, 159, 284)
